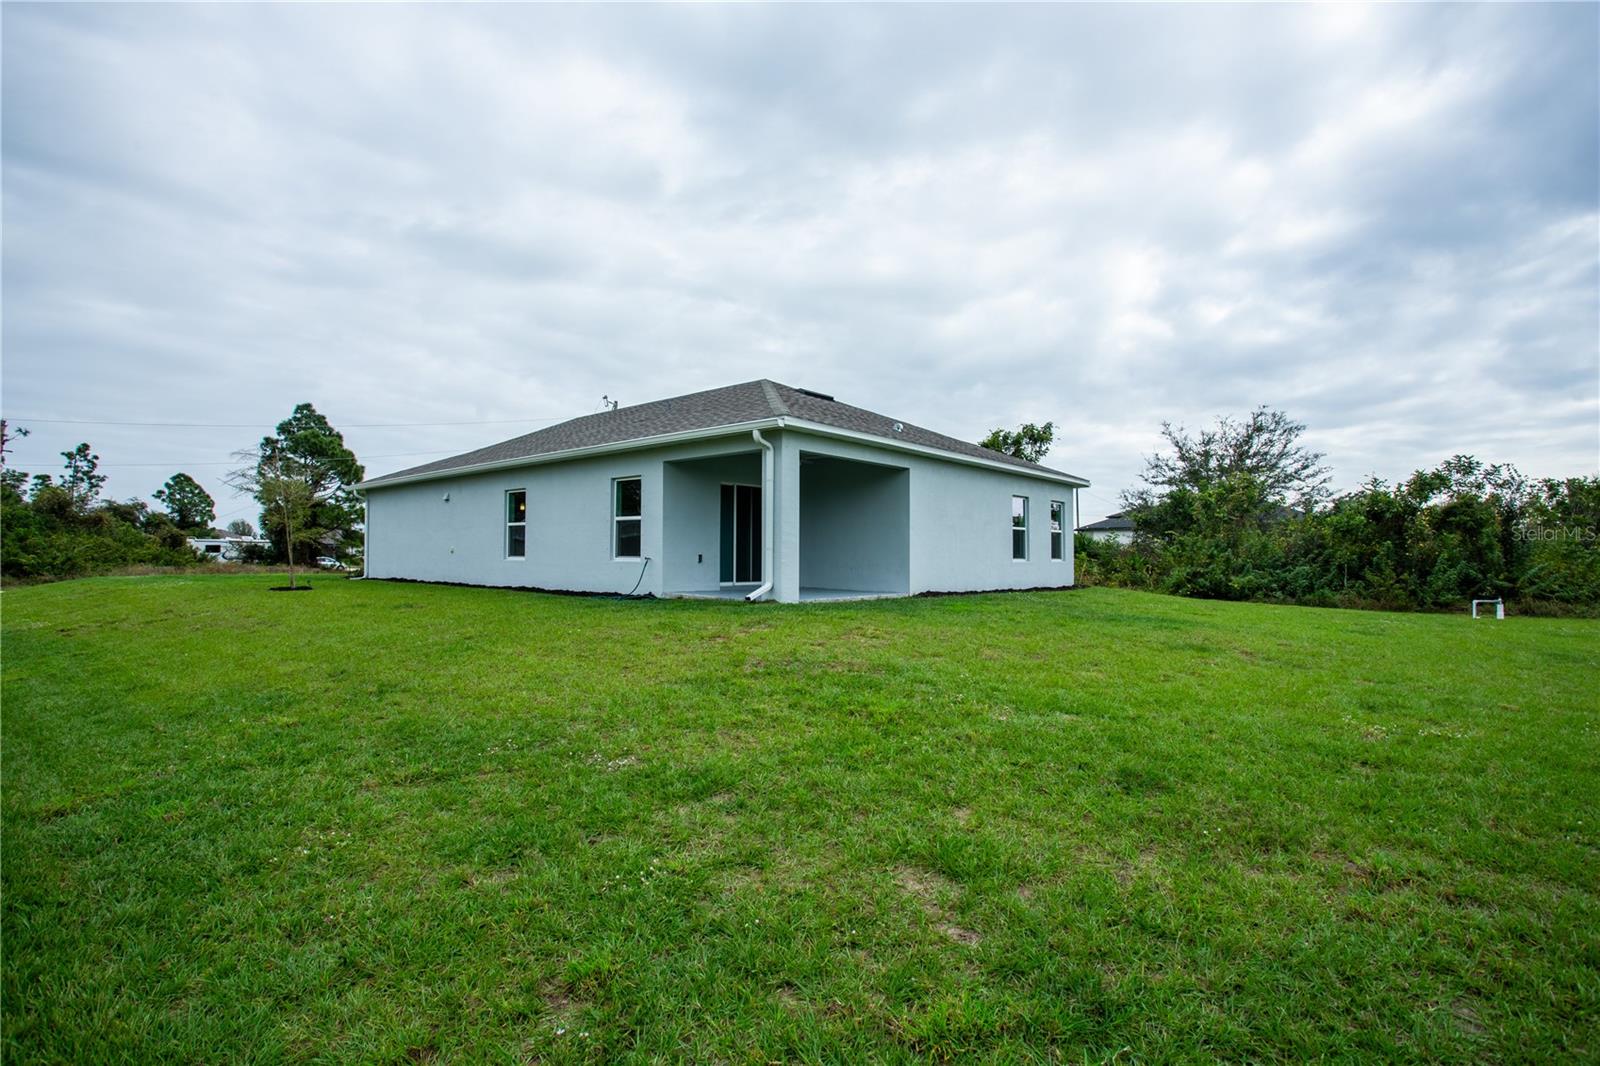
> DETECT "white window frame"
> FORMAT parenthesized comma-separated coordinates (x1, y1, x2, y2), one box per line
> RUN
(612, 476, 643, 560)
(1012, 495, 1029, 561)
(1050, 500, 1065, 561)
(506, 489, 527, 560)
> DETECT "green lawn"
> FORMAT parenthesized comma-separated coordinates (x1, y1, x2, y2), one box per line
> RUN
(3, 576, 1596, 1063)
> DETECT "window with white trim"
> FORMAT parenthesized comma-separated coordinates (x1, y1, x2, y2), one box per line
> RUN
(1012, 495, 1028, 560)
(1050, 500, 1065, 560)
(506, 490, 527, 558)
(613, 477, 642, 559)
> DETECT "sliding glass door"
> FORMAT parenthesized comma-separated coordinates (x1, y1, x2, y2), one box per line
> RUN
(719, 483, 762, 585)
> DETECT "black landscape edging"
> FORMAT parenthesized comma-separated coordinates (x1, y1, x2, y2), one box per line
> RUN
(367, 576, 655, 600)
(364, 576, 1081, 601)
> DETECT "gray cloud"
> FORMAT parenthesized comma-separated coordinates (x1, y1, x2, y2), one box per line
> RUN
(3, 3, 1595, 526)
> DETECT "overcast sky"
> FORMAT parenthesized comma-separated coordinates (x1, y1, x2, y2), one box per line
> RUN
(4, 3, 1596, 527)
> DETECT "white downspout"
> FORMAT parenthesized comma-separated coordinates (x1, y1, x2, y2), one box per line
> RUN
(746, 429, 775, 602)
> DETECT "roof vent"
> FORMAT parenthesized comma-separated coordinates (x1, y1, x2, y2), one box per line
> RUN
(892, 422, 904, 433)
(795, 387, 835, 402)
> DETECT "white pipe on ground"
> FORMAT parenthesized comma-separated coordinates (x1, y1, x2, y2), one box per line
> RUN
(746, 429, 775, 602)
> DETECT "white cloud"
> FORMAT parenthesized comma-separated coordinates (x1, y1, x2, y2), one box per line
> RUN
(2, 3, 1594, 525)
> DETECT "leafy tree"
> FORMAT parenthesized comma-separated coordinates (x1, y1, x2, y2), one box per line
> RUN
(1091, 434, 1598, 613)
(100, 498, 151, 527)
(1125, 408, 1329, 536)
(140, 512, 192, 552)
(226, 448, 324, 589)
(0, 420, 29, 497)
(1510, 477, 1600, 605)
(152, 472, 216, 531)
(59, 443, 106, 509)
(0, 436, 229, 580)
(0, 419, 28, 464)
(244, 404, 364, 561)
(1, 466, 27, 499)
(0, 488, 200, 580)
(226, 519, 257, 537)
(980, 421, 1056, 464)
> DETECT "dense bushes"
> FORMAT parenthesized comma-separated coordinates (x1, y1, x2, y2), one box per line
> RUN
(1, 483, 203, 581)
(2, 408, 364, 581)
(0, 433, 212, 580)
(1080, 458, 1600, 613)
(1075, 408, 1600, 614)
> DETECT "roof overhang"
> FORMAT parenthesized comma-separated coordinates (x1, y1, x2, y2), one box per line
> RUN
(356, 416, 1089, 492)
(779, 419, 1089, 487)
(355, 418, 787, 491)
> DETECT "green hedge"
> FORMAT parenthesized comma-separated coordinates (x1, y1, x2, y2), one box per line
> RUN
(1079, 469, 1599, 613)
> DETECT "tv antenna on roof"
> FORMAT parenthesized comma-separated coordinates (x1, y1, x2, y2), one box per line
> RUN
(600, 394, 620, 412)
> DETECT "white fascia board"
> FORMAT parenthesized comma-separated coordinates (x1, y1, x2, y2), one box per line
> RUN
(779, 419, 1091, 487)
(354, 418, 787, 492)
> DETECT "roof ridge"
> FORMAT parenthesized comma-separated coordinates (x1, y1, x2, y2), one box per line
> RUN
(758, 379, 789, 417)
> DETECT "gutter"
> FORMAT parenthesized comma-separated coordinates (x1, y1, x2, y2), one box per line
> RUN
(746, 429, 775, 602)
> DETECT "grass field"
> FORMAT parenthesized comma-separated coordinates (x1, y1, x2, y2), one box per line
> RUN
(3, 576, 1596, 1063)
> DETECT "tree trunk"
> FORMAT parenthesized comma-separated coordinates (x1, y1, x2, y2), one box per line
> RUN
(282, 501, 296, 589)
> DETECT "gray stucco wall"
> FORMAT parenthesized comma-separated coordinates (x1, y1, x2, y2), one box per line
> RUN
(363, 434, 762, 596)
(773, 429, 1075, 597)
(799, 456, 910, 592)
(905, 450, 1076, 593)
(363, 426, 1076, 600)
(661, 451, 762, 592)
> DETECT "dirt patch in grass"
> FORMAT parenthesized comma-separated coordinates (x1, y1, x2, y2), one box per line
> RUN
(582, 752, 640, 772)
(1110, 846, 1162, 888)
(714, 864, 767, 897)
(1450, 997, 1486, 1038)
(937, 921, 981, 945)
(468, 868, 520, 890)
(894, 865, 981, 946)
(541, 981, 576, 1015)
(1311, 850, 1373, 885)
(895, 865, 956, 900)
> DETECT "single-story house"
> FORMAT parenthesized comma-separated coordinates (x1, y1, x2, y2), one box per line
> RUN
(187, 534, 272, 560)
(1078, 511, 1136, 545)
(355, 380, 1089, 602)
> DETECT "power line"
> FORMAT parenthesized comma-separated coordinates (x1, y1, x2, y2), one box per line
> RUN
(5, 448, 460, 470)
(3, 415, 569, 429)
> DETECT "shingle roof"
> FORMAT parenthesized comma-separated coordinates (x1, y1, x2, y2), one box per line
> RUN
(1078, 512, 1135, 532)
(359, 379, 1085, 488)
